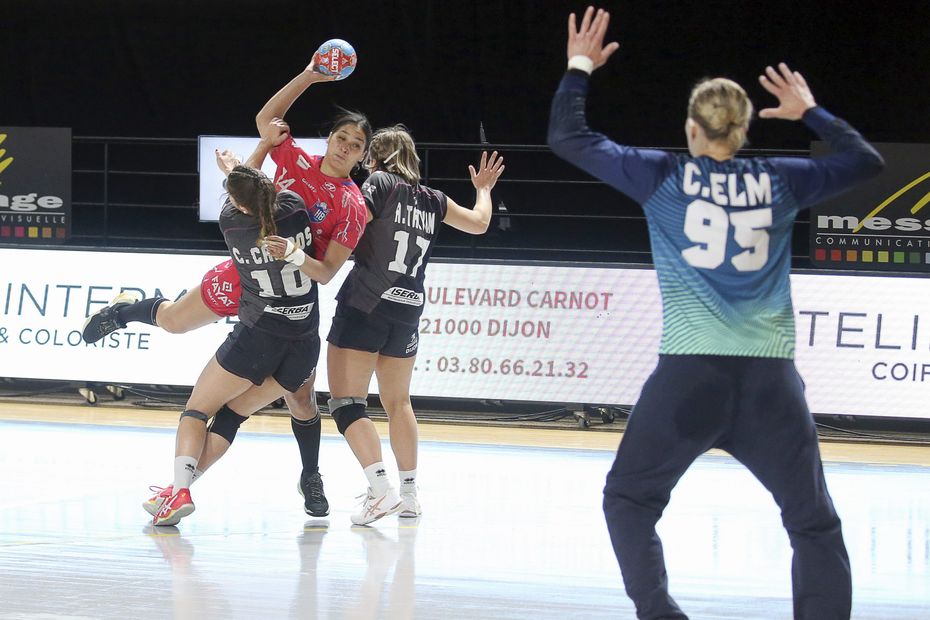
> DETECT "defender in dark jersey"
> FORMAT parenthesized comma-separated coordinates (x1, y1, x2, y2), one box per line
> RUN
(548, 8, 884, 620)
(153, 153, 323, 526)
(267, 126, 504, 525)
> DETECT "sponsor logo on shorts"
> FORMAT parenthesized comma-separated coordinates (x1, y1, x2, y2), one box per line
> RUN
(310, 200, 329, 223)
(381, 287, 423, 306)
(405, 331, 418, 354)
(263, 302, 315, 320)
(209, 276, 236, 308)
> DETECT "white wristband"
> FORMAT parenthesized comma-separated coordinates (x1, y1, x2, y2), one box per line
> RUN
(567, 55, 594, 75)
(282, 239, 306, 267)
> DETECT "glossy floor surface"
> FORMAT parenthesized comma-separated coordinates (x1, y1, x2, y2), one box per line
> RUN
(0, 406, 928, 619)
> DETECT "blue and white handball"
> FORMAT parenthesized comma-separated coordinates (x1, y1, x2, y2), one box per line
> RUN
(313, 39, 357, 80)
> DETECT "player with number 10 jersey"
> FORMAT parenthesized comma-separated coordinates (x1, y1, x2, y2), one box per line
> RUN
(202, 135, 366, 317)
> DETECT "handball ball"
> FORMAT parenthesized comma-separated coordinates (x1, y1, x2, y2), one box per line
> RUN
(313, 39, 357, 80)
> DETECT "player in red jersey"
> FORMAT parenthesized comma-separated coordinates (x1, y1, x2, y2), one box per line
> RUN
(84, 58, 370, 517)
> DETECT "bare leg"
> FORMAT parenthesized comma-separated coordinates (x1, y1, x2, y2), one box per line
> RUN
(196, 378, 288, 472)
(284, 377, 318, 422)
(327, 343, 381, 467)
(374, 355, 418, 472)
(176, 357, 256, 461)
(157, 287, 224, 334)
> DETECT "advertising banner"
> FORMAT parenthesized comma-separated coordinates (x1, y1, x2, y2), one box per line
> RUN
(0, 127, 71, 244)
(810, 142, 930, 273)
(0, 248, 927, 419)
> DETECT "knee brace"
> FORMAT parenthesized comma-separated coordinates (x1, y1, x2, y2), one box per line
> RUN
(208, 404, 249, 443)
(180, 409, 208, 423)
(328, 396, 369, 435)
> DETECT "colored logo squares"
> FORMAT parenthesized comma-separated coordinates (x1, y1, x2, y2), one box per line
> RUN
(814, 248, 929, 267)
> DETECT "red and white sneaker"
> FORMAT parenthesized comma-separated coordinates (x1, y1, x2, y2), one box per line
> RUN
(153, 488, 195, 526)
(143, 485, 174, 517)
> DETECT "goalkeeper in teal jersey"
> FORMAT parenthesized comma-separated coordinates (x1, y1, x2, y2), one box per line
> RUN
(548, 8, 883, 620)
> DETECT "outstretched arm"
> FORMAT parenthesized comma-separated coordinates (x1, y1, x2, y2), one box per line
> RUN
(443, 151, 505, 234)
(547, 7, 676, 205)
(255, 60, 336, 131)
(760, 63, 884, 207)
(757, 62, 817, 120)
(565, 6, 619, 73)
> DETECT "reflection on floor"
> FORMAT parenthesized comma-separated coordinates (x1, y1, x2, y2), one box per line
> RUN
(0, 416, 928, 619)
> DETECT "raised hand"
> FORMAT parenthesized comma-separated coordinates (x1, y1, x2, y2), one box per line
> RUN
(215, 149, 241, 176)
(305, 54, 339, 82)
(567, 6, 620, 71)
(469, 151, 505, 192)
(259, 117, 291, 147)
(758, 63, 817, 121)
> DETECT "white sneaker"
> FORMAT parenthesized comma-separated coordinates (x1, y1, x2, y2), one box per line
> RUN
(399, 492, 421, 518)
(351, 487, 402, 525)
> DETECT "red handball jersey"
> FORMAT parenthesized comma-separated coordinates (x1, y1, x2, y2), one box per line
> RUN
(199, 137, 367, 318)
(270, 137, 367, 259)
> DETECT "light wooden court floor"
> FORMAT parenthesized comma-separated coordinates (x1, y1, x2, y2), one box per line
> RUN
(0, 402, 928, 619)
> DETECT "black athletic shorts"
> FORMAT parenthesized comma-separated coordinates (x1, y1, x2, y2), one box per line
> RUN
(216, 323, 320, 392)
(327, 303, 419, 358)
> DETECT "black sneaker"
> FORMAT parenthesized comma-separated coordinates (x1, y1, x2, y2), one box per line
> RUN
(298, 470, 330, 517)
(82, 292, 137, 344)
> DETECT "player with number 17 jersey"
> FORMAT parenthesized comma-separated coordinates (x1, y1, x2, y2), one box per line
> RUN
(336, 169, 448, 326)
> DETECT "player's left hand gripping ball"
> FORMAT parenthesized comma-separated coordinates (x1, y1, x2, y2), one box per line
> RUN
(312, 39, 357, 80)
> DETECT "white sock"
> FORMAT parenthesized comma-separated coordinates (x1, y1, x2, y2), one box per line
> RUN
(173, 456, 198, 491)
(399, 469, 417, 495)
(191, 469, 204, 484)
(363, 462, 390, 495)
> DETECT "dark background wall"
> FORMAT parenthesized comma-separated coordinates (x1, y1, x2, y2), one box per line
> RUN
(4, 0, 928, 146)
(3, 0, 929, 262)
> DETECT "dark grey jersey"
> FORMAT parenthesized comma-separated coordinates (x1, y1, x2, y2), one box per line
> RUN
(337, 171, 448, 325)
(219, 190, 318, 337)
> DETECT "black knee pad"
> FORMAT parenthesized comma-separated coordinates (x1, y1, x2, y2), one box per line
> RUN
(328, 397, 368, 435)
(207, 405, 249, 443)
(180, 409, 208, 423)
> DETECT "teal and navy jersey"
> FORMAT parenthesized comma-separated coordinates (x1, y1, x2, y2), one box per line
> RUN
(548, 71, 883, 359)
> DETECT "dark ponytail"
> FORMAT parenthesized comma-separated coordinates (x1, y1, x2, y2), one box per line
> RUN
(226, 165, 278, 241)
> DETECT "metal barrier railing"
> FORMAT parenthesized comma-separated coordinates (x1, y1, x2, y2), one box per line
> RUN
(70, 137, 810, 264)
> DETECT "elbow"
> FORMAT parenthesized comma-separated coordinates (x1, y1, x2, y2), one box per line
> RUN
(315, 272, 334, 285)
(547, 129, 577, 162)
